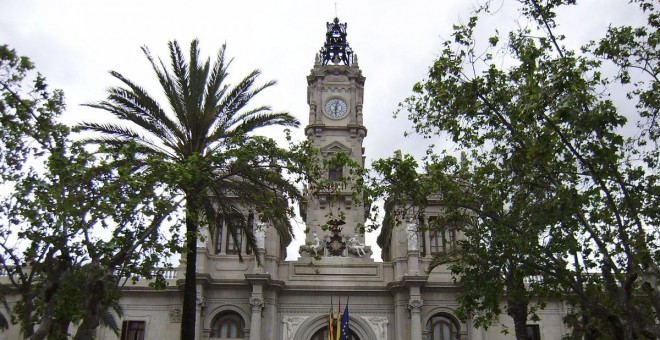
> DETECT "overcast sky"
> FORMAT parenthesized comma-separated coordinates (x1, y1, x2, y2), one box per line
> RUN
(0, 0, 645, 261)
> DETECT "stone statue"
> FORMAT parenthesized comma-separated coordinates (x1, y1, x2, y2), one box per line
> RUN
(348, 235, 367, 256)
(407, 223, 418, 251)
(282, 316, 307, 340)
(310, 233, 323, 256)
(255, 221, 267, 249)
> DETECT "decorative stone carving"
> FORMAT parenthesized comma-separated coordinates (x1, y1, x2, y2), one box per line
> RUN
(168, 306, 182, 323)
(282, 316, 308, 340)
(408, 297, 423, 313)
(362, 316, 389, 340)
(250, 297, 264, 309)
(406, 223, 419, 251)
(348, 235, 367, 256)
(196, 296, 206, 309)
(326, 232, 346, 256)
(357, 129, 366, 140)
(250, 297, 262, 306)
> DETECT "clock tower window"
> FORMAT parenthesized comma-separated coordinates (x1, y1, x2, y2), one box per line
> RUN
(329, 166, 343, 181)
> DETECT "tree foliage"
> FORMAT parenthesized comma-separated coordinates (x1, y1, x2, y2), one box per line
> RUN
(0, 45, 179, 340)
(371, 0, 659, 339)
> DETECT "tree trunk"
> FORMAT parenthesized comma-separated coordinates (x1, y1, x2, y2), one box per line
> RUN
(180, 198, 199, 340)
(50, 316, 70, 340)
(508, 298, 529, 340)
(72, 272, 107, 340)
(28, 301, 54, 340)
(20, 289, 34, 339)
(29, 261, 66, 340)
(506, 273, 529, 340)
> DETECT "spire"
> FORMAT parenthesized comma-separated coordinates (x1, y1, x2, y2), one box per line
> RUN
(319, 17, 354, 66)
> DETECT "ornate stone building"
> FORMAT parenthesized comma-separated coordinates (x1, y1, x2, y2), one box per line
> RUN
(0, 18, 568, 340)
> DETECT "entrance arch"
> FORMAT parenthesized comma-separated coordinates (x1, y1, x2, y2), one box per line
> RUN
(294, 315, 375, 340)
(310, 328, 360, 340)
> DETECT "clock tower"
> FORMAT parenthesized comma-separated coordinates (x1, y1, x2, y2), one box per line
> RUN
(300, 17, 369, 259)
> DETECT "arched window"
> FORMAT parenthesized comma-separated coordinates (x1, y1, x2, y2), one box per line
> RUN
(426, 313, 460, 340)
(310, 328, 360, 340)
(210, 311, 245, 338)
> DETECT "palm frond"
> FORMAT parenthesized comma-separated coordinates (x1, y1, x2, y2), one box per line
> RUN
(209, 165, 298, 246)
(227, 112, 300, 136)
(106, 71, 186, 144)
(202, 44, 229, 126)
(215, 69, 264, 124)
(141, 45, 189, 141)
(78, 122, 174, 158)
(98, 302, 123, 336)
(84, 97, 176, 151)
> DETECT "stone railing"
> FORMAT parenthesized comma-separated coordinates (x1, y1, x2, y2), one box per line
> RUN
(0, 267, 179, 284)
(524, 275, 544, 284)
(153, 268, 178, 280)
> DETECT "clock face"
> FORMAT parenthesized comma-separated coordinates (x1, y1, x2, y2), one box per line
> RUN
(324, 98, 348, 118)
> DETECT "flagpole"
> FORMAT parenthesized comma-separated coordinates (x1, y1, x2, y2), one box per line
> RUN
(328, 296, 334, 340)
(335, 297, 341, 340)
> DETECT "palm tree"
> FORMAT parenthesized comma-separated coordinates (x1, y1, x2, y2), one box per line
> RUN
(80, 39, 301, 339)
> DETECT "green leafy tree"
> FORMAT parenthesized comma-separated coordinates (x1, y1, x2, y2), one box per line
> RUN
(379, 0, 659, 338)
(81, 39, 307, 339)
(0, 45, 179, 340)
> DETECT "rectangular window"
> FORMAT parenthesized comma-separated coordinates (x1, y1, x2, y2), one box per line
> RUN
(429, 229, 444, 255)
(121, 320, 145, 340)
(420, 229, 426, 257)
(226, 215, 243, 255)
(226, 232, 242, 254)
(526, 324, 541, 340)
(447, 229, 456, 251)
(246, 213, 254, 255)
(329, 166, 342, 181)
(215, 215, 224, 254)
(427, 216, 458, 255)
(428, 217, 442, 255)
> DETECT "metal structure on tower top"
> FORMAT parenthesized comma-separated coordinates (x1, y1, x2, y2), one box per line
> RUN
(319, 17, 354, 66)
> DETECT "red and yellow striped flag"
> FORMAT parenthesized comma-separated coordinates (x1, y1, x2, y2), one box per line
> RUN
(328, 297, 334, 340)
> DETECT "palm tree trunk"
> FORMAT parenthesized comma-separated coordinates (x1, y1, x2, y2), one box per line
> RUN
(181, 198, 199, 340)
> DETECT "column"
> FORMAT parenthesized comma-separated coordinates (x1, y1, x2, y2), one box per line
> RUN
(249, 296, 264, 340)
(394, 293, 408, 340)
(408, 286, 423, 340)
(245, 271, 276, 339)
(195, 291, 205, 340)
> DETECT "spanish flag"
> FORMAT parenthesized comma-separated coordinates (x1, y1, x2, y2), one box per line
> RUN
(328, 298, 334, 340)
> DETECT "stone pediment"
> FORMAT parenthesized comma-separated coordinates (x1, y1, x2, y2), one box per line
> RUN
(320, 141, 351, 157)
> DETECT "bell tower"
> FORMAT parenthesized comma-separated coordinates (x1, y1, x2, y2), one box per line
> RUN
(300, 18, 369, 259)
